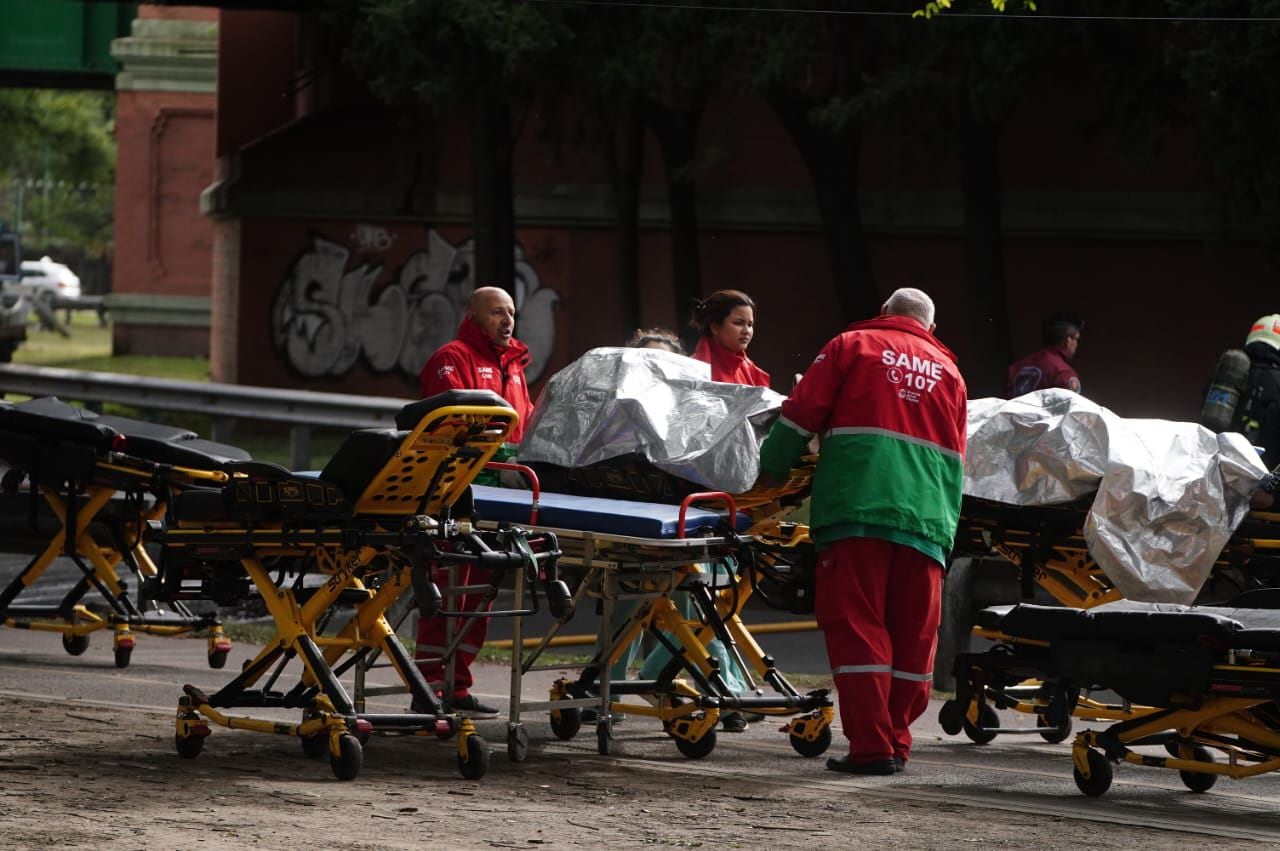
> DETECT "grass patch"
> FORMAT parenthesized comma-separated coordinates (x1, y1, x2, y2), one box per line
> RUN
(9, 315, 356, 468)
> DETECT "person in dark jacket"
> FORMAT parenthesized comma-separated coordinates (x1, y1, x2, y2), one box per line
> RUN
(1239, 314, 1280, 468)
(1006, 314, 1082, 397)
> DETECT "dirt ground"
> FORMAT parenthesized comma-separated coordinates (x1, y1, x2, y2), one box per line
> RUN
(0, 693, 1260, 851)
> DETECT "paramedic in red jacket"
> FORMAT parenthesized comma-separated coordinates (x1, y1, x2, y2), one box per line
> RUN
(414, 285, 531, 718)
(418, 286, 534, 440)
(689, 289, 771, 388)
(758, 287, 968, 776)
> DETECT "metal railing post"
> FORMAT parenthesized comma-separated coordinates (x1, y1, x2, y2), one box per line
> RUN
(291, 424, 311, 471)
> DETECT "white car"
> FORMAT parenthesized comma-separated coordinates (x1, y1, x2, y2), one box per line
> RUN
(13, 256, 81, 303)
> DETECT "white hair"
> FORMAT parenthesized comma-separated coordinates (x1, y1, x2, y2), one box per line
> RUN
(882, 287, 935, 329)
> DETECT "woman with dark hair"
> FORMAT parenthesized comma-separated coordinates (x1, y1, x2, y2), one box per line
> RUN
(689, 290, 770, 388)
(632, 292, 770, 732)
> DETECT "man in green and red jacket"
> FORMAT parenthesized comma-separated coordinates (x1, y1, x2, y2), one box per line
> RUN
(758, 287, 967, 776)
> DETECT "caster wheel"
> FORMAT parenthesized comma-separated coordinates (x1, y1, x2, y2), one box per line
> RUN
(114, 645, 133, 669)
(674, 727, 717, 760)
(208, 649, 229, 670)
(596, 719, 611, 755)
(330, 734, 362, 781)
(301, 733, 329, 759)
(458, 734, 490, 780)
(1036, 713, 1073, 744)
(550, 704, 581, 741)
(938, 699, 964, 736)
(790, 724, 832, 757)
(62, 633, 89, 656)
(1073, 749, 1113, 797)
(1178, 745, 1217, 793)
(174, 733, 204, 759)
(962, 703, 999, 745)
(507, 724, 529, 763)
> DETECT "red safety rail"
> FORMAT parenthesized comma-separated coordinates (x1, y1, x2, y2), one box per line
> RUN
(484, 461, 542, 525)
(678, 491, 738, 539)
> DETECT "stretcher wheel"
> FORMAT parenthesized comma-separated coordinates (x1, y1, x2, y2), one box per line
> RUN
(790, 725, 832, 757)
(62, 633, 89, 656)
(114, 645, 133, 669)
(674, 728, 717, 760)
(330, 733, 362, 781)
(550, 705, 581, 741)
(174, 733, 204, 759)
(1036, 713, 1072, 744)
(596, 720, 611, 755)
(938, 699, 964, 736)
(1073, 749, 1112, 797)
(301, 733, 329, 759)
(962, 703, 999, 745)
(458, 734, 489, 780)
(507, 724, 529, 763)
(208, 649, 229, 670)
(1178, 746, 1217, 793)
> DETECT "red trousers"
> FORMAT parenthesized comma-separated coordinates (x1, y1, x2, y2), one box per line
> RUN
(815, 536, 942, 765)
(414, 562, 492, 698)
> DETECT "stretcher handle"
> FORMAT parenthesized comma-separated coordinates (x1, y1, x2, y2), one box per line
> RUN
(484, 461, 541, 525)
(679, 491, 737, 539)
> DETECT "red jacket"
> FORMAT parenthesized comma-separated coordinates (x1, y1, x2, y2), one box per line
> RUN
(692, 336, 771, 388)
(418, 316, 534, 442)
(760, 315, 967, 560)
(1006, 345, 1080, 397)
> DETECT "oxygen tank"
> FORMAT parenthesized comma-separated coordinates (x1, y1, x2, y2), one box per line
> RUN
(1200, 348, 1252, 433)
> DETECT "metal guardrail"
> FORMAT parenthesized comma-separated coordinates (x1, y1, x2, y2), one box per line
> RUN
(0, 362, 413, 469)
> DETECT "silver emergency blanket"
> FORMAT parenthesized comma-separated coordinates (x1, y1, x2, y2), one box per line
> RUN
(966, 389, 1268, 603)
(519, 347, 785, 494)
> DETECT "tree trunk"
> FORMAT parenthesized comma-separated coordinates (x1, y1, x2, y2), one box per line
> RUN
(959, 108, 1011, 397)
(642, 99, 703, 324)
(769, 94, 878, 324)
(606, 110, 645, 335)
(472, 89, 516, 295)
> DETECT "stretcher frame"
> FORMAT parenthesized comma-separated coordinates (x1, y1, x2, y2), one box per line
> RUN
(0, 406, 235, 668)
(488, 460, 831, 762)
(948, 603, 1280, 797)
(160, 398, 552, 781)
(943, 496, 1280, 744)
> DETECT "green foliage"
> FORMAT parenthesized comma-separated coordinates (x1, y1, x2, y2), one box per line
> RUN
(334, 0, 573, 112)
(0, 90, 115, 258)
(914, 0, 1038, 18)
(1167, 0, 1280, 262)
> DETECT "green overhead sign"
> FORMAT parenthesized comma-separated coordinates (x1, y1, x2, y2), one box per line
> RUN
(0, 1, 136, 76)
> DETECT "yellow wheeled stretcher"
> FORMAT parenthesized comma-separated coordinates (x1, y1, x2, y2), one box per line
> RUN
(0, 396, 242, 668)
(155, 389, 565, 781)
(473, 456, 833, 762)
(941, 495, 1280, 745)
(955, 599, 1280, 797)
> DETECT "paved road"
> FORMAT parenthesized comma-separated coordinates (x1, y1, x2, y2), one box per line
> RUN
(5, 590, 1280, 842)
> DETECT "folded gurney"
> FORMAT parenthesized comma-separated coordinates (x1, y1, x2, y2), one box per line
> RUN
(952, 599, 1280, 797)
(0, 396, 246, 667)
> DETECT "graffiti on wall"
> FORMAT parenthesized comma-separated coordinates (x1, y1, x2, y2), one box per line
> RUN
(271, 229, 561, 384)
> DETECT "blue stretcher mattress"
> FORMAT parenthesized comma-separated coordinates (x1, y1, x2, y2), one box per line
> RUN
(472, 484, 749, 539)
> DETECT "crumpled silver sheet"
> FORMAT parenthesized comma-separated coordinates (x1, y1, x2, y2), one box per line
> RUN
(519, 347, 785, 494)
(966, 389, 1268, 603)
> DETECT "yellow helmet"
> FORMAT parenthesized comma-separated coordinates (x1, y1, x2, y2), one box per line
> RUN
(1247, 315, 1280, 350)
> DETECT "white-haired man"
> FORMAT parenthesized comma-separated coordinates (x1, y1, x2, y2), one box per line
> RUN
(757, 287, 968, 775)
